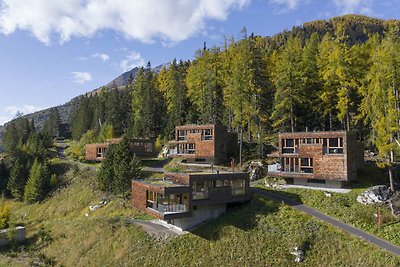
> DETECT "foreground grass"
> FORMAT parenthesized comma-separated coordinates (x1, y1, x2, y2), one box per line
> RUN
(259, 165, 400, 246)
(1, 164, 399, 266)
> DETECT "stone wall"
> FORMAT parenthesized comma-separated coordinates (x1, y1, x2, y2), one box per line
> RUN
(0, 226, 26, 246)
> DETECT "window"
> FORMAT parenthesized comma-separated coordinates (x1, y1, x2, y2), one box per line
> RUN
(188, 143, 196, 154)
(325, 137, 344, 154)
(203, 129, 213, 140)
(231, 179, 246, 195)
(282, 138, 296, 154)
(193, 181, 210, 200)
(178, 130, 186, 141)
(96, 147, 106, 158)
(146, 191, 157, 209)
(300, 158, 313, 173)
(144, 142, 153, 152)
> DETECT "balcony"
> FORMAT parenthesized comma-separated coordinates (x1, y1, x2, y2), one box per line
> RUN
(147, 201, 188, 214)
(193, 191, 209, 200)
(282, 147, 299, 154)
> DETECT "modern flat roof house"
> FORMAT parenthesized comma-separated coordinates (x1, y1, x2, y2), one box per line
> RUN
(85, 138, 155, 161)
(131, 171, 250, 230)
(268, 131, 364, 188)
(168, 124, 236, 164)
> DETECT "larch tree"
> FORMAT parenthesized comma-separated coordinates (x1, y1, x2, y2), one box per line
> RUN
(361, 28, 400, 191)
(271, 35, 304, 132)
(317, 33, 341, 130)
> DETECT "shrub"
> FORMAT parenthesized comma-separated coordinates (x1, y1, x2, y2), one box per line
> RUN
(0, 201, 11, 229)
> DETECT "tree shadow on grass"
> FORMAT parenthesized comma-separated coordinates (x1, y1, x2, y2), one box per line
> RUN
(0, 226, 53, 255)
(191, 190, 303, 241)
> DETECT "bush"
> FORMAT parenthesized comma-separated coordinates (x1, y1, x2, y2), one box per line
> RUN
(0, 201, 11, 229)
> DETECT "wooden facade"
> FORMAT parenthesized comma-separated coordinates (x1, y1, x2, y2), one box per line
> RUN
(168, 124, 236, 163)
(269, 131, 364, 185)
(85, 138, 155, 161)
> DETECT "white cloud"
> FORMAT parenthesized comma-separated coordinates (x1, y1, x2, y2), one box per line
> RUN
(0, 105, 43, 125)
(0, 116, 10, 126)
(332, 0, 373, 15)
(0, 0, 249, 45)
(270, 0, 299, 11)
(71, 71, 92, 83)
(119, 51, 145, 72)
(92, 53, 110, 62)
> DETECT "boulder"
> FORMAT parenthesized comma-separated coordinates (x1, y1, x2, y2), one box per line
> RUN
(290, 247, 305, 263)
(356, 185, 393, 205)
(246, 161, 267, 181)
(158, 147, 169, 158)
(388, 193, 400, 217)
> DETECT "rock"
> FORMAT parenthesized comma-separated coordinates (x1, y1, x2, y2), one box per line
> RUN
(158, 147, 169, 158)
(290, 247, 305, 262)
(89, 205, 101, 211)
(246, 161, 267, 181)
(356, 185, 393, 205)
(388, 193, 400, 217)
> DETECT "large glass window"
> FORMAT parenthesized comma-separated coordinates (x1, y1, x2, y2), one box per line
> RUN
(231, 179, 246, 196)
(193, 181, 210, 200)
(146, 191, 188, 213)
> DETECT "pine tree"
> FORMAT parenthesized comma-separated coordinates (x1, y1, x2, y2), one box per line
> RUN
(97, 144, 116, 192)
(112, 138, 142, 195)
(43, 108, 60, 137)
(24, 159, 42, 203)
(0, 160, 9, 195)
(7, 159, 26, 200)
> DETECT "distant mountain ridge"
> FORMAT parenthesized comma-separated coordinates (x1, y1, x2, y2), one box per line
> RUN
(0, 63, 169, 132)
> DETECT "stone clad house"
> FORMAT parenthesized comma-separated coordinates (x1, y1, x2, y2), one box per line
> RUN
(168, 124, 237, 164)
(85, 138, 155, 161)
(268, 131, 364, 188)
(131, 171, 250, 230)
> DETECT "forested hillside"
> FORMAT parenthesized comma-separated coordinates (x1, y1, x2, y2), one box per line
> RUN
(3, 14, 400, 168)
(66, 15, 399, 139)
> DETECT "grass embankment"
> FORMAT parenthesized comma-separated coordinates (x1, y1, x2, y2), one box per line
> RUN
(259, 164, 400, 246)
(1, 163, 399, 266)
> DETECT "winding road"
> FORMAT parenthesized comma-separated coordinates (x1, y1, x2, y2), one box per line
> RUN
(251, 188, 400, 257)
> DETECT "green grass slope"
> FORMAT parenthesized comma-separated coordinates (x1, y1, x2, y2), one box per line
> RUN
(0, 164, 399, 266)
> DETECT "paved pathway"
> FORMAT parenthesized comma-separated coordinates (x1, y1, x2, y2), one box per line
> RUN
(251, 188, 400, 257)
(278, 184, 351, 194)
(127, 219, 186, 236)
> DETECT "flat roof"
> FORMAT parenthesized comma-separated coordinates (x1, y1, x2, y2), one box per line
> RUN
(135, 178, 187, 187)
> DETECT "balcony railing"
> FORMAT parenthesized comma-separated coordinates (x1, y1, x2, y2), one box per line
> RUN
(282, 147, 299, 154)
(147, 202, 188, 214)
(169, 149, 196, 155)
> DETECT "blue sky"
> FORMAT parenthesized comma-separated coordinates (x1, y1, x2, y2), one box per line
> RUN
(0, 0, 399, 125)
